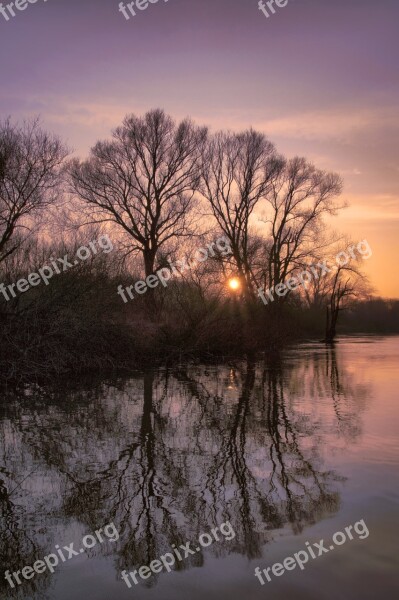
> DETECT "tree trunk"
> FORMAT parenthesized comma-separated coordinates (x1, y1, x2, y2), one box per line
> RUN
(325, 305, 338, 343)
(143, 247, 157, 317)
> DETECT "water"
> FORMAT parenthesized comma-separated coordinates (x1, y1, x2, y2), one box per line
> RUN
(1, 336, 398, 599)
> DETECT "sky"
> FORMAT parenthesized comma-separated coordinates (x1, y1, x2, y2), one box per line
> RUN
(1, 0, 398, 296)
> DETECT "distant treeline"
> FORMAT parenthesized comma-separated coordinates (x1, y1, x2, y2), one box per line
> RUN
(297, 298, 399, 336)
(339, 299, 399, 334)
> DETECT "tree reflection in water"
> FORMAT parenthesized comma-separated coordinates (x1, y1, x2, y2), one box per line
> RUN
(0, 346, 370, 597)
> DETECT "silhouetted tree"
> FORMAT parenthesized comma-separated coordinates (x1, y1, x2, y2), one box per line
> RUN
(200, 129, 282, 300)
(0, 118, 68, 264)
(260, 157, 342, 305)
(69, 109, 207, 279)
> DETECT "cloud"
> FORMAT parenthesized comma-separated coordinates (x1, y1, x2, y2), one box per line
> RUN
(255, 106, 399, 143)
(340, 198, 399, 222)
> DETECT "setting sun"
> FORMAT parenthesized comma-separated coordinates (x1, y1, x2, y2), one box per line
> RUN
(228, 277, 241, 291)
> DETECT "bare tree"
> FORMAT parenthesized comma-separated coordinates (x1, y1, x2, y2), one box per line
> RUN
(69, 109, 207, 278)
(260, 157, 343, 303)
(200, 129, 283, 300)
(0, 118, 68, 264)
(324, 257, 371, 343)
(303, 239, 372, 342)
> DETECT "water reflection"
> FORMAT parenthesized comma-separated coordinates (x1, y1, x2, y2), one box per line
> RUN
(0, 345, 370, 598)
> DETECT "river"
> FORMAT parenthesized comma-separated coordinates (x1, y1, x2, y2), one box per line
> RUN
(1, 336, 398, 599)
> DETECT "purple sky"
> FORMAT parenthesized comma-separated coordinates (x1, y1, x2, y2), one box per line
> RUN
(1, 0, 398, 295)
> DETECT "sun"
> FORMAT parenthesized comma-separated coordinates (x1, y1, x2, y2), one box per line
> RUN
(228, 277, 241, 291)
